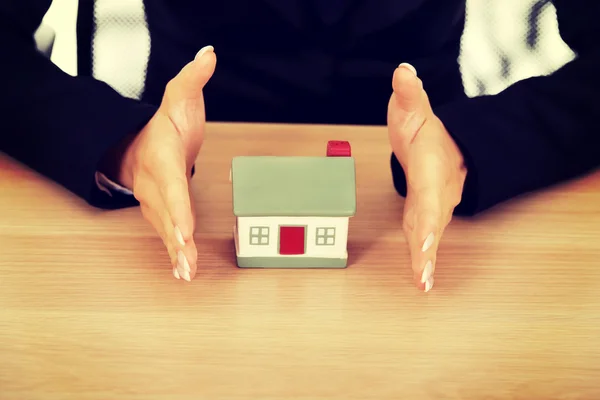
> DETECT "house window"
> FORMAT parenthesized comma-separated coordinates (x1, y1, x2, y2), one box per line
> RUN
(250, 226, 269, 245)
(316, 227, 336, 245)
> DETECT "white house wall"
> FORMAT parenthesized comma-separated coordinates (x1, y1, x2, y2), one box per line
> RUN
(237, 216, 349, 258)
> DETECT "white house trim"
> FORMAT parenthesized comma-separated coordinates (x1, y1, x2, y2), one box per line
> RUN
(236, 216, 349, 259)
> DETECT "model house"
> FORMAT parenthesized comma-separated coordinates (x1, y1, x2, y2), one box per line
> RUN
(230, 141, 356, 268)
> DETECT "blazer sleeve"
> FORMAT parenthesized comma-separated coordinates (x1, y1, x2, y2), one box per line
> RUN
(0, 1, 158, 209)
(391, 0, 600, 216)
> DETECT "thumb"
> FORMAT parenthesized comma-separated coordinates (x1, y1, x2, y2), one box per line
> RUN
(166, 45, 216, 103)
(162, 45, 217, 134)
(387, 63, 432, 158)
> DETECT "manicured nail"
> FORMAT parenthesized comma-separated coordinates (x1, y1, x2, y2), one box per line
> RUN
(424, 276, 434, 292)
(177, 264, 190, 282)
(422, 232, 434, 252)
(177, 251, 191, 272)
(421, 260, 433, 284)
(174, 226, 185, 246)
(195, 45, 214, 60)
(398, 62, 417, 76)
(173, 267, 180, 280)
(177, 251, 191, 281)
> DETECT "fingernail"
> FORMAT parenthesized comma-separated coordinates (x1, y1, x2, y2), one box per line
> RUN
(398, 62, 417, 76)
(195, 45, 214, 60)
(421, 260, 433, 284)
(178, 251, 191, 272)
(173, 267, 180, 280)
(177, 264, 191, 282)
(174, 226, 186, 246)
(421, 232, 434, 252)
(424, 276, 434, 292)
(177, 251, 191, 281)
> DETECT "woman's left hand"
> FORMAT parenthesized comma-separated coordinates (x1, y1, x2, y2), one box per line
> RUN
(387, 63, 468, 292)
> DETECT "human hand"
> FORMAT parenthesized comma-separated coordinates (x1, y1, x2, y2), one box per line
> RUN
(109, 46, 216, 282)
(387, 63, 467, 292)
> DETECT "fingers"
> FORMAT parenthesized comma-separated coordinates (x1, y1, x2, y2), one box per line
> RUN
(140, 204, 178, 277)
(140, 121, 195, 242)
(135, 135, 197, 282)
(158, 168, 195, 242)
(403, 184, 445, 293)
(139, 181, 198, 282)
(402, 149, 446, 293)
(405, 148, 448, 293)
(412, 193, 443, 292)
(161, 178, 199, 283)
(149, 145, 198, 274)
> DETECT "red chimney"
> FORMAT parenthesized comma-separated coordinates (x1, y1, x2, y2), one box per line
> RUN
(326, 140, 351, 157)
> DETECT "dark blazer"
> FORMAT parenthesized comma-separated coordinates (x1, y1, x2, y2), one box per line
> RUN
(0, 1, 598, 214)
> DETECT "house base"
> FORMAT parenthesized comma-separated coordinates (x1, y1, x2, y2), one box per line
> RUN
(236, 255, 348, 268)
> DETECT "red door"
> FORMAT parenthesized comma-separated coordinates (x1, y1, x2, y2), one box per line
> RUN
(279, 226, 305, 255)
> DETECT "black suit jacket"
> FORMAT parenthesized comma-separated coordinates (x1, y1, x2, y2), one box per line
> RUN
(0, 0, 598, 215)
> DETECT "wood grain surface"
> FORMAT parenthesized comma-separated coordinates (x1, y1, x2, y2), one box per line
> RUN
(1, 123, 599, 399)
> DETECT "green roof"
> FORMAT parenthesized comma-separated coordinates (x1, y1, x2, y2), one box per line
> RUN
(231, 156, 356, 217)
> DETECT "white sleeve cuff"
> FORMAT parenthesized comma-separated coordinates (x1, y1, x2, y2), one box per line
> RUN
(95, 171, 134, 196)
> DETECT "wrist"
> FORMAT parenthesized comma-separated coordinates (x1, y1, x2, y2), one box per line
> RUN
(454, 140, 468, 183)
(440, 118, 466, 168)
(98, 131, 138, 191)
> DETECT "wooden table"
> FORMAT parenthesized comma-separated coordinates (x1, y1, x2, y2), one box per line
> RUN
(1, 123, 600, 399)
